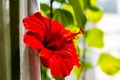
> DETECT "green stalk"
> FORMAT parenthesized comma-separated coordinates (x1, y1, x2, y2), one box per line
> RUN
(50, 0, 53, 18)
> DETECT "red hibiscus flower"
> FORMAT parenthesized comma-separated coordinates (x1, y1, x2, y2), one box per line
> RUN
(23, 12, 83, 78)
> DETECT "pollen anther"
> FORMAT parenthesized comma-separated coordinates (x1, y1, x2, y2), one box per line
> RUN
(64, 28, 84, 42)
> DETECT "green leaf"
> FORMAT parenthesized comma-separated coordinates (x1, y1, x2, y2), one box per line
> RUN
(53, 0, 66, 3)
(69, 0, 87, 28)
(74, 62, 92, 79)
(73, 66, 81, 80)
(53, 9, 74, 26)
(54, 77, 65, 80)
(87, 6, 103, 23)
(65, 24, 80, 32)
(85, 28, 104, 48)
(62, 5, 77, 25)
(41, 65, 51, 80)
(90, 0, 97, 6)
(98, 53, 120, 75)
(62, 5, 74, 15)
(40, 3, 50, 12)
(81, 0, 91, 9)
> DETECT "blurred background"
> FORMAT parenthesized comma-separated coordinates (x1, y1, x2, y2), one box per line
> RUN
(0, 0, 120, 80)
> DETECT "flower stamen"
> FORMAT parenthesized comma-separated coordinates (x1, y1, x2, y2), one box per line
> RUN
(64, 28, 84, 42)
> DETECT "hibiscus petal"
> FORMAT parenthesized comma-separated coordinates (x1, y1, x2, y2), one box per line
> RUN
(24, 31, 44, 50)
(47, 21, 65, 41)
(23, 12, 52, 42)
(49, 55, 75, 78)
(48, 43, 80, 78)
(50, 55, 64, 77)
(23, 17, 44, 32)
(44, 21, 70, 49)
(39, 48, 52, 67)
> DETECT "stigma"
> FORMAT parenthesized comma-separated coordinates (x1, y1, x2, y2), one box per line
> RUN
(64, 28, 84, 42)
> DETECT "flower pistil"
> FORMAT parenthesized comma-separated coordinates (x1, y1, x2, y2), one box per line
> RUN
(64, 28, 84, 42)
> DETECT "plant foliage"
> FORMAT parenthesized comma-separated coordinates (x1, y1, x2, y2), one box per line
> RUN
(40, 0, 119, 80)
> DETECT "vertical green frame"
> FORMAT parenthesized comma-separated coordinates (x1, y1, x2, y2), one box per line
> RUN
(10, 0, 20, 80)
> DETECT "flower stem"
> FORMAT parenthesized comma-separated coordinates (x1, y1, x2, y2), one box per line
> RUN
(50, 0, 53, 18)
(82, 36, 87, 80)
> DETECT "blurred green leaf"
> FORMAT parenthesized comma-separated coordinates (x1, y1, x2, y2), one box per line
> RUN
(53, 0, 67, 3)
(91, 0, 97, 6)
(98, 53, 120, 75)
(73, 66, 81, 80)
(69, 0, 87, 28)
(41, 65, 51, 80)
(74, 62, 92, 79)
(85, 28, 104, 48)
(53, 9, 74, 26)
(54, 77, 65, 80)
(62, 5, 77, 25)
(87, 6, 103, 23)
(40, 3, 50, 16)
(81, 0, 91, 9)
(40, 3, 50, 12)
(65, 24, 80, 32)
(79, 0, 84, 10)
(73, 40, 81, 55)
(62, 4, 74, 15)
